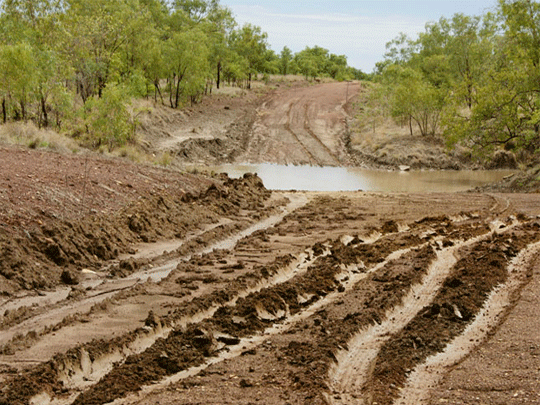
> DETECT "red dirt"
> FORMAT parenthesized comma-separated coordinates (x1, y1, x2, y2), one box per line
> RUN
(2, 82, 540, 405)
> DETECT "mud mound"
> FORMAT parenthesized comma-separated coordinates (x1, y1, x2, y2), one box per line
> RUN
(366, 222, 540, 405)
(476, 164, 540, 193)
(0, 146, 271, 293)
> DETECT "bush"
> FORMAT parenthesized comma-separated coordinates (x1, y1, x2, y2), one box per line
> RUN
(80, 84, 136, 150)
(488, 150, 517, 169)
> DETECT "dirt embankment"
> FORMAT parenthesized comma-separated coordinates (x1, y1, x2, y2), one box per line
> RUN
(0, 146, 275, 294)
(139, 80, 490, 171)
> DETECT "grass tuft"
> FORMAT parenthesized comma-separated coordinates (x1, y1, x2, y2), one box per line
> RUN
(0, 122, 80, 153)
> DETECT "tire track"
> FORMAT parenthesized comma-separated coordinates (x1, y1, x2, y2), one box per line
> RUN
(1, 196, 315, 405)
(328, 236, 483, 403)
(120, 216, 487, 405)
(327, 219, 521, 404)
(110, 245, 418, 405)
(303, 103, 341, 166)
(488, 193, 511, 214)
(71, 215, 487, 405)
(284, 101, 320, 165)
(67, 218, 444, 405)
(1, 201, 513, 405)
(395, 239, 540, 405)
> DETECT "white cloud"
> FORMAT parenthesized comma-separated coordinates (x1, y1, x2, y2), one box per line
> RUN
(224, 0, 497, 72)
(231, 5, 426, 72)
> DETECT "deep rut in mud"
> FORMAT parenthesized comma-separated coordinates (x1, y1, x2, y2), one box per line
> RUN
(2, 191, 540, 405)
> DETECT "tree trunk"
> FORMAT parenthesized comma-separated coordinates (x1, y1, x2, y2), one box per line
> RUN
(217, 61, 221, 89)
(169, 75, 174, 108)
(98, 76, 104, 98)
(409, 115, 413, 136)
(20, 99, 26, 121)
(174, 69, 187, 109)
(1, 97, 6, 124)
(41, 96, 48, 128)
(154, 80, 164, 105)
(174, 75, 181, 109)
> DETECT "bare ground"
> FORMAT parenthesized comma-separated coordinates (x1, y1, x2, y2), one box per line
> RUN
(1, 81, 540, 405)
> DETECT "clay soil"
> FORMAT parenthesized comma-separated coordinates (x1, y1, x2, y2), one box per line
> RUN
(2, 81, 540, 405)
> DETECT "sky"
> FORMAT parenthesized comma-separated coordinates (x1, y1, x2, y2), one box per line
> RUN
(219, 0, 498, 73)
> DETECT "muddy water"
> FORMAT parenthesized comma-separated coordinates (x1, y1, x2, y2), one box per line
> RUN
(210, 164, 514, 192)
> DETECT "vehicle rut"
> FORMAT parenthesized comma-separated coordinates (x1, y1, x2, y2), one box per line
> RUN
(284, 101, 320, 165)
(327, 218, 540, 405)
(327, 230, 500, 404)
(303, 103, 341, 166)
(395, 239, 540, 405)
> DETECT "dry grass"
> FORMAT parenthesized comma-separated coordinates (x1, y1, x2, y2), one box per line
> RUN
(153, 151, 173, 167)
(351, 118, 411, 151)
(350, 112, 471, 169)
(0, 121, 167, 168)
(111, 144, 149, 163)
(0, 122, 80, 153)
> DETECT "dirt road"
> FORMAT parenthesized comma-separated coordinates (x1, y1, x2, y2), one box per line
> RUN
(149, 82, 361, 167)
(237, 82, 359, 166)
(2, 170, 540, 404)
(2, 81, 540, 405)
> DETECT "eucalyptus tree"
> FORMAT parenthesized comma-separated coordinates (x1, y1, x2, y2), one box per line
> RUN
(61, 0, 148, 101)
(382, 64, 446, 136)
(229, 23, 271, 88)
(376, 11, 499, 141)
(165, 28, 210, 108)
(279, 46, 294, 75)
(445, 0, 540, 153)
(495, 0, 540, 147)
(0, 43, 36, 121)
(0, 0, 69, 125)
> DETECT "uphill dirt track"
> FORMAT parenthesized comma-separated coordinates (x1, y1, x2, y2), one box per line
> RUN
(238, 82, 357, 166)
(152, 81, 361, 167)
(2, 82, 540, 405)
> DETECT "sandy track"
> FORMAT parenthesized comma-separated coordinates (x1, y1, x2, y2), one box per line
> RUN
(239, 82, 359, 166)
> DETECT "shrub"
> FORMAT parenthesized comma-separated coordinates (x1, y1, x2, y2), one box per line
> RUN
(80, 84, 136, 150)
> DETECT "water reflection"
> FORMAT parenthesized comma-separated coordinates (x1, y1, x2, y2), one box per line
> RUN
(211, 163, 514, 193)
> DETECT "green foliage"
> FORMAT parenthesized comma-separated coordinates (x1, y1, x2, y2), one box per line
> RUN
(165, 28, 210, 107)
(229, 23, 273, 88)
(376, 0, 540, 160)
(80, 84, 135, 150)
(293, 46, 359, 81)
(0, 42, 36, 120)
(382, 65, 446, 136)
(279, 46, 294, 75)
(0, 0, 359, 151)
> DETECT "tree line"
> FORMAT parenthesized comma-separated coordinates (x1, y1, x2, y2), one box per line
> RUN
(0, 0, 364, 149)
(374, 0, 540, 159)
